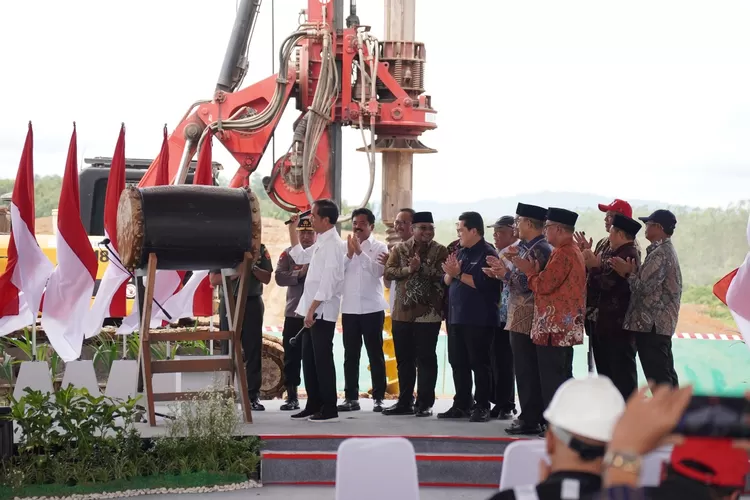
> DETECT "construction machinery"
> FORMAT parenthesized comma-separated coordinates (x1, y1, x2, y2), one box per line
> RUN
(1, 0, 435, 397)
(133, 0, 436, 396)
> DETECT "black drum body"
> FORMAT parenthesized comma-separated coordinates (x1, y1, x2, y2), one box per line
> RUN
(117, 185, 255, 271)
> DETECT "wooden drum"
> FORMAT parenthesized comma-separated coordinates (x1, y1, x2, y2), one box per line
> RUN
(117, 185, 261, 271)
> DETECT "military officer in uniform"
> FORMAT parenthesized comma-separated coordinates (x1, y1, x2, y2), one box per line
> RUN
(274, 216, 317, 411)
(490, 376, 625, 500)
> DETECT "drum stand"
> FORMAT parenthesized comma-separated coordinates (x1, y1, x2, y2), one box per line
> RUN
(135, 252, 253, 426)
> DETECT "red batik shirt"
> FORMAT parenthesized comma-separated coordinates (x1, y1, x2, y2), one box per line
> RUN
(527, 239, 587, 347)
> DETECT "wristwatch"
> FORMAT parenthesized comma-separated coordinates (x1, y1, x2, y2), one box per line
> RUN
(455, 272, 463, 281)
(602, 450, 642, 475)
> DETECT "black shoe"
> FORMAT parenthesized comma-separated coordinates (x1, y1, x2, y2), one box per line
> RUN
(280, 398, 300, 411)
(505, 419, 543, 435)
(373, 399, 384, 412)
(280, 387, 299, 411)
(337, 399, 361, 412)
(414, 407, 433, 417)
(382, 403, 414, 416)
(308, 412, 340, 423)
(251, 398, 265, 411)
(470, 407, 491, 422)
(490, 405, 516, 420)
(437, 406, 471, 419)
(291, 408, 317, 420)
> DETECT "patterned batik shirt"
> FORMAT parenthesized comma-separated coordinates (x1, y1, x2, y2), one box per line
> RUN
(586, 237, 642, 323)
(504, 235, 554, 335)
(497, 241, 519, 325)
(527, 239, 587, 347)
(623, 238, 682, 336)
(385, 237, 449, 323)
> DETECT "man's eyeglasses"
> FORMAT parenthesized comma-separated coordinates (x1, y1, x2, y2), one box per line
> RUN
(394, 220, 412, 227)
(413, 224, 435, 231)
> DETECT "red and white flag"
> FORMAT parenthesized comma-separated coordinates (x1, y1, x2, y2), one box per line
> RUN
(714, 214, 750, 348)
(0, 123, 54, 335)
(117, 125, 182, 334)
(155, 135, 215, 321)
(41, 124, 99, 361)
(83, 124, 130, 338)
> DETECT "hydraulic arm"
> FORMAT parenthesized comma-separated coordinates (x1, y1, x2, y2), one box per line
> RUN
(138, 0, 437, 216)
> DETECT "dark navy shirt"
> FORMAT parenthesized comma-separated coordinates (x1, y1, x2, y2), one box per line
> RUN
(447, 238, 501, 327)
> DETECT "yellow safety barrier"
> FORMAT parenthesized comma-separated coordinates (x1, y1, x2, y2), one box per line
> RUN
(368, 288, 399, 396)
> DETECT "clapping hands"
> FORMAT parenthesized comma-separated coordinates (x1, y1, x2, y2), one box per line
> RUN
(610, 256, 636, 278)
(442, 253, 461, 278)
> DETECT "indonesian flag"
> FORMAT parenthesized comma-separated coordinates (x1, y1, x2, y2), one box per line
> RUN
(0, 122, 54, 335)
(117, 125, 182, 334)
(41, 124, 98, 361)
(714, 215, 750, 347)
(83, 124, 129, 338)
(154, 135, 215, 321)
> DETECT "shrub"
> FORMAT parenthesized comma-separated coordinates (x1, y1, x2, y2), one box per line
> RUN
(0, 385, 259, 491)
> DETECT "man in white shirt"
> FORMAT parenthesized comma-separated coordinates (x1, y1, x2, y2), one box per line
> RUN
(338, 208, 390, 413)
(287, 199, 347, 423)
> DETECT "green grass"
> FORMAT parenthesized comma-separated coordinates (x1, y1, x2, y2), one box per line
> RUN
(682, 284, 737, 327)
(0, 471, 248, 500)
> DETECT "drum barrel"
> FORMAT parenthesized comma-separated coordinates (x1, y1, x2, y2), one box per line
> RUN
(117, 185, 254, 271)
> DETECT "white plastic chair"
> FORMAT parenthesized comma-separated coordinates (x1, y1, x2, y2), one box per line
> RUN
(335, 437, 419, 500)
(640, 445, 673, 487)
(499, 439, 673, 491)
(499, 440, 549, 490)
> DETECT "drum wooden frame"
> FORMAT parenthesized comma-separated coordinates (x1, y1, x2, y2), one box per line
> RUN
(135, 252, 254, 426)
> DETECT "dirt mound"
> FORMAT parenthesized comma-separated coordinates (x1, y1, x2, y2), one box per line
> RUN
(35, 216, 53, 235)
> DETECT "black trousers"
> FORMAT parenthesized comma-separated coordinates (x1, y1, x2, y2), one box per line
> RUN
(634, 329, 679, 387)
(490, 324, 516, 412)
(391, 321, 440, 409)
(240, 296, 264, 398)
(281, 316, 304, 388)
(301, 319, 338, 414)
(537, 345, 574, 412)
(448, 324, 494, 410)
(510, 332, 573, 425)
(591, 328, 638, 401)
(342, 311, 386, 400)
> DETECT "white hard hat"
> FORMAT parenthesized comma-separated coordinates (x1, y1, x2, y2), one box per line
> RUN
(543, 375, 626, 443)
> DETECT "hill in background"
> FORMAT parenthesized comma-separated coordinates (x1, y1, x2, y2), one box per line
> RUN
(415, 191, 674, 222)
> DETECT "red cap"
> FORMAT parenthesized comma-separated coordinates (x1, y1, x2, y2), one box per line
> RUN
(598, 199, 633, 218)
(670, 438, 750, 489)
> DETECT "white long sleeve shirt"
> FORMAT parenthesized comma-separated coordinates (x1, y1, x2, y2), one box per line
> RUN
(342, 234, 389, 315)
(289, 226, 346, 322)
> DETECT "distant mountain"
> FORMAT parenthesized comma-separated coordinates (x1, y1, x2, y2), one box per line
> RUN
(413, 191, 689, 221)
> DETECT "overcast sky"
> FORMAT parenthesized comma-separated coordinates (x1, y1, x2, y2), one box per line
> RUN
(1, 0, 750, 208)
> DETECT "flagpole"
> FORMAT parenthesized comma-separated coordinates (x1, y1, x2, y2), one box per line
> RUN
(31, 320, 37, 361)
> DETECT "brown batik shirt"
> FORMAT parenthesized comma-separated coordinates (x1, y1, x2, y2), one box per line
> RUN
(385, 238, 449, 323)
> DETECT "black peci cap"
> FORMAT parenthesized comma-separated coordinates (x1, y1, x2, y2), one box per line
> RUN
(413, 211, 434, 224)
(546, 207, 579, 227)
(516, 203, 548, 221)
(611, 214, 642, 236)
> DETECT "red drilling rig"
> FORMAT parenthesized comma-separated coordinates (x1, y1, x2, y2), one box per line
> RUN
(137, 0, 436, 228)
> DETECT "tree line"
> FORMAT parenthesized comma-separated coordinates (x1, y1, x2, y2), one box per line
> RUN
(2, 173, 747, 289)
